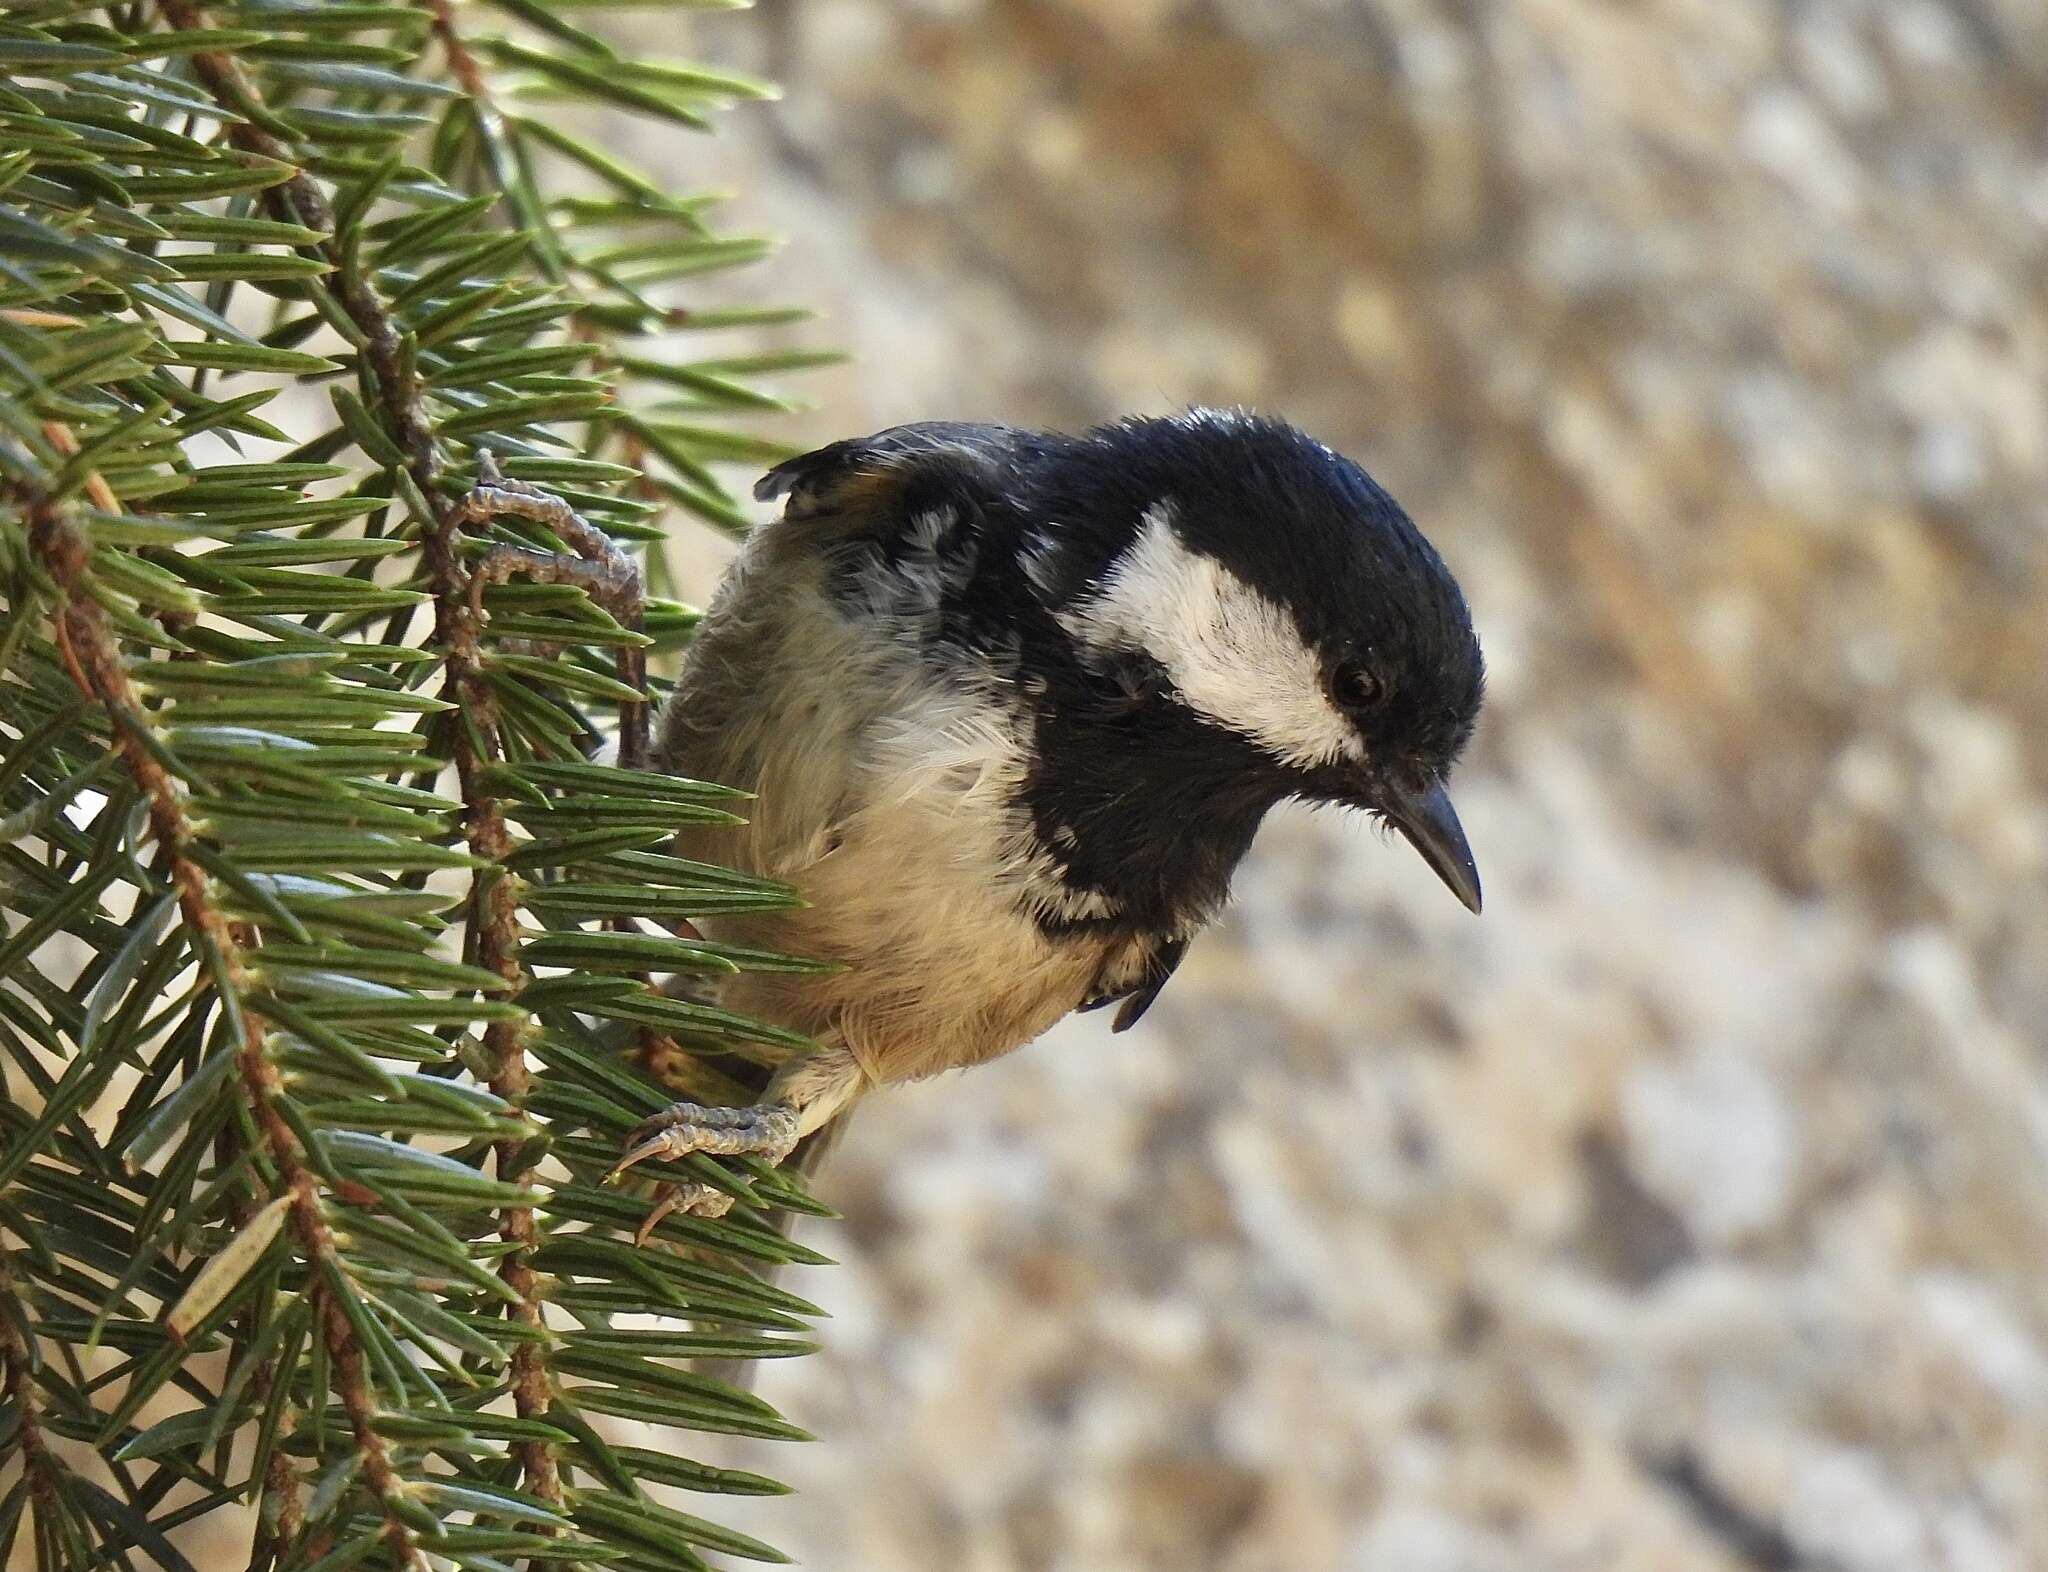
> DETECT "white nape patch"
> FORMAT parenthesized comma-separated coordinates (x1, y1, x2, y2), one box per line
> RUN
(1174, 405, 1252, 430)
(1061, 503, 1363, 769)
(905, 508, 952, 552)
(1019, 529, 1063, 598)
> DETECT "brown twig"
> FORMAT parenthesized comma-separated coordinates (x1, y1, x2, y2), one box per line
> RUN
(20, 485, 425, 1571)
(418, 0, 573, 292)
(420, 0, 490, 103)
(0, 1249, 63, 1547)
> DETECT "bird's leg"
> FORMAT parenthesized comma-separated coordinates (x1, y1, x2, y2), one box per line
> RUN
(610, 1044, 864, 1238)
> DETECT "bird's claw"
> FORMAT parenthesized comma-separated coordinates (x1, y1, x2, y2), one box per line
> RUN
(608, 1100, 801, 1239)
(634, 1182, 734, 1242)
(612, 1100, 802, 1174)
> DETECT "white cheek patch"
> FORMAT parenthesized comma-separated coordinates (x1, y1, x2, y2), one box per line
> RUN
(1059, 504, 1363, 769)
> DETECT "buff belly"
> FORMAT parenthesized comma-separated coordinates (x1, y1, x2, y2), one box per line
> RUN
(658, 537, 1128, 1091)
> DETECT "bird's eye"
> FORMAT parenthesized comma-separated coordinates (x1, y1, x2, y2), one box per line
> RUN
(1333, 660, 1386, 713)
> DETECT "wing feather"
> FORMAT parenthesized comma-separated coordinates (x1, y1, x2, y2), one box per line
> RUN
(754, 422, 1023, 532)
(1079, 935, 1188, 1033)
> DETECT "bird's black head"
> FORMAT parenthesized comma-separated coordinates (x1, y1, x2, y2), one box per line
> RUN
(1019, 409, 1486, 918)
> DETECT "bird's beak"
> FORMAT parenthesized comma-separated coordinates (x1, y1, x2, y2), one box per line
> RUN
(1385, 780, 1482, 914)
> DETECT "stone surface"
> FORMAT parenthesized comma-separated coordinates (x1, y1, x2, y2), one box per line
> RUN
(643, 1, 2048, 1567)
(578, 1, 2048, 1567)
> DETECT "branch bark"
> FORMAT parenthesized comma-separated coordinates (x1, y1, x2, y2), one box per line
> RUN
(0, 1249, 63, 1552)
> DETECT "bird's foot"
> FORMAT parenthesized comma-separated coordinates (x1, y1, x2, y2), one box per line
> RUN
(608, 1101, 801, 1239)
(615, 1100, 802, 1171)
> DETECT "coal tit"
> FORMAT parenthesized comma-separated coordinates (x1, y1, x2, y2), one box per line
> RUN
(611, 410, 1485, 1220)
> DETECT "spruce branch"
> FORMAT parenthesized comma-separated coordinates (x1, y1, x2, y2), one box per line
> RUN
(17, 479, 428, 1572)
(415, 0, 567, 285)
(0, 1, 829, 1561)
(150, 1, 657, 1513)
(152, 0, 440, 491)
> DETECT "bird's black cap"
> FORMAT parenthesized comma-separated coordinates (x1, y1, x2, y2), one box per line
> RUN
(1010, 409, 1486, 925)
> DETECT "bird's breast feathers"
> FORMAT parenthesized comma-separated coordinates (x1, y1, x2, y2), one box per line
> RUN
(660, 539, 1154, 1083)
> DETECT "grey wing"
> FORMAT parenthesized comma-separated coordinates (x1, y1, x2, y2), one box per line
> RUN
(1080, 935, 1188, 1033)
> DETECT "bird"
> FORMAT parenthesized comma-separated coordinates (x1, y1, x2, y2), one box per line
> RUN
(609, 409, 1485, 1224)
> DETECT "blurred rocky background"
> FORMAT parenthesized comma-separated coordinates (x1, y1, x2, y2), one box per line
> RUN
(619, 1, 2048, 1568)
